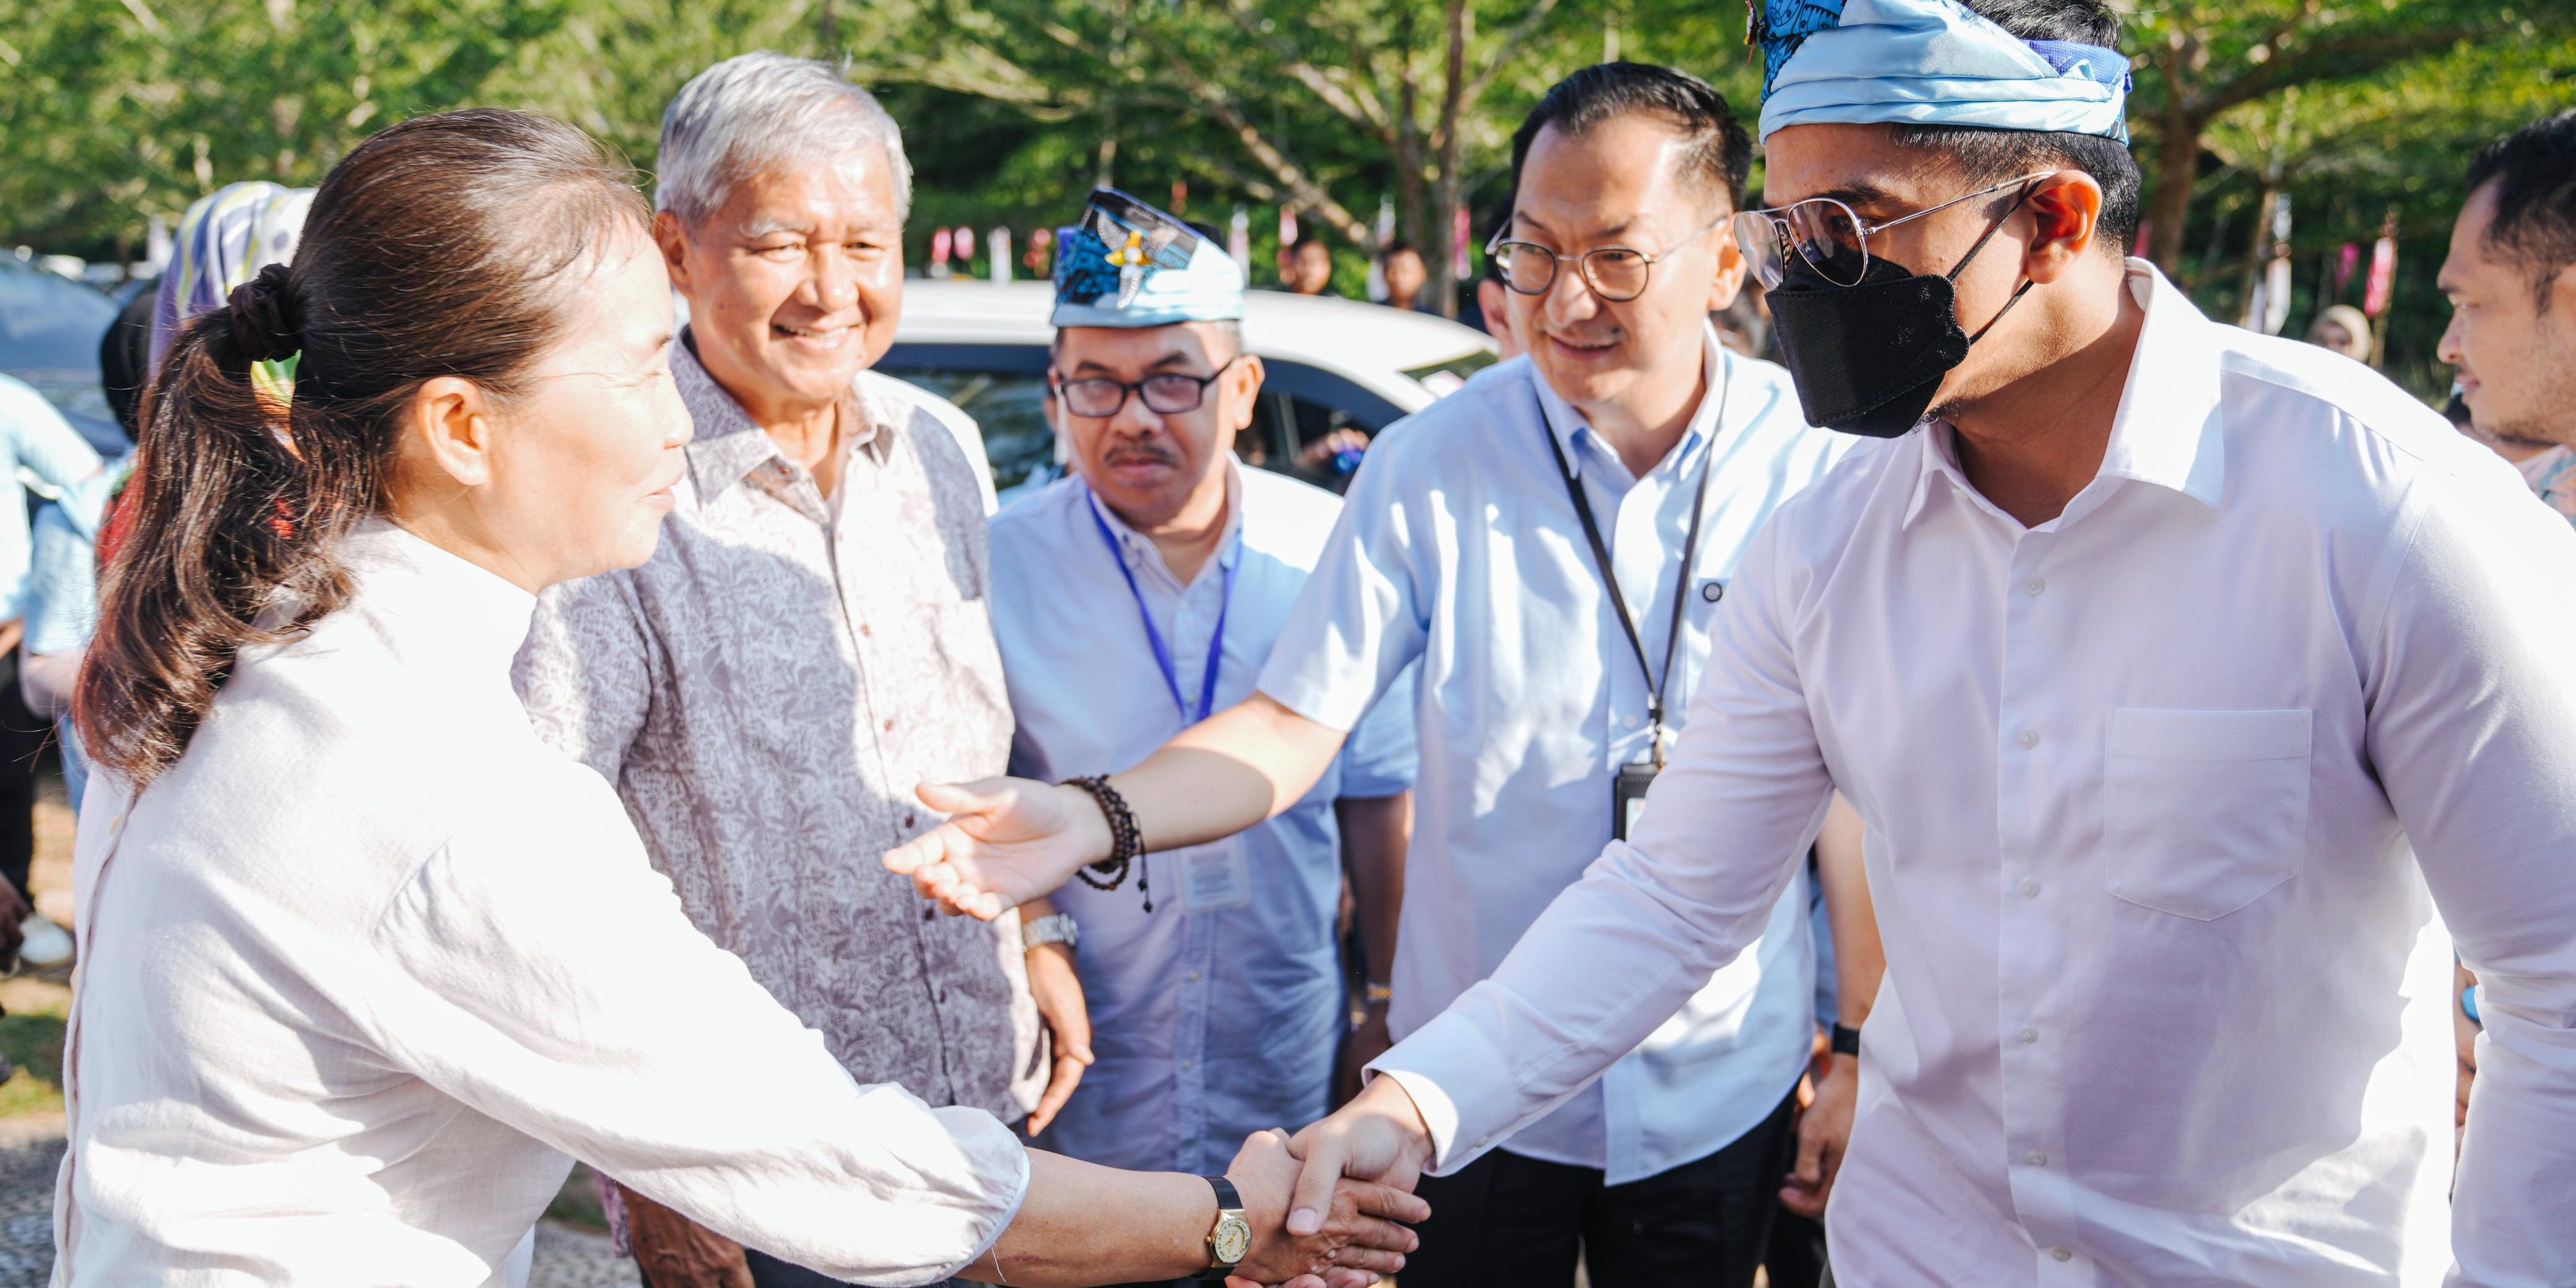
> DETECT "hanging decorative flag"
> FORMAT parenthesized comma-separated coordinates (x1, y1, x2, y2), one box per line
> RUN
(2363, 219, 2398, 318)
(1027, 227, 1055, 278)
(1229, 206, 1252, 271)
(990, 228, 1012, 284)
(1453, 206, 1472, 279)
(2334, 242, 2360, 294)
(1279, 207, 1299, 249)
(929, 227, 952, 279)
(2262, 255, 2294, 336)
(956, 226, 978, 263)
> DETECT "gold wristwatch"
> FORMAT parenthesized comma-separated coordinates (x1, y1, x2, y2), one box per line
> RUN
(1195, 1175, 1251, 1281)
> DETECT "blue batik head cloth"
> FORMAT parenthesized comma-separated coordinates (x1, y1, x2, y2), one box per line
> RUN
(1051, 188, 1246, 329)
(1752, 0, 2131, 145)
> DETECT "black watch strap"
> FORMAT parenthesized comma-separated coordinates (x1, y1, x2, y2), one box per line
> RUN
(1831, 1022, 1862, 1056)
(1195, 1175, 1247, 1281)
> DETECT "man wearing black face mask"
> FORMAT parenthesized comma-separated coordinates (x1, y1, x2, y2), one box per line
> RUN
(1270, 1, 2576, 1285)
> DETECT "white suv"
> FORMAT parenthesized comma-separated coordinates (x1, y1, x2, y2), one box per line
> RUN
(882, 279, 1498, 498)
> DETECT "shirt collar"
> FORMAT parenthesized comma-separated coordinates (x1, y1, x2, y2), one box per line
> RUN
(672, 330, 890, 498)
(1082, 460, 1246, 590)
(1534, 323, 1731, 482)
(334, 520, 538, 676)
(1902, 259, 2227, 530)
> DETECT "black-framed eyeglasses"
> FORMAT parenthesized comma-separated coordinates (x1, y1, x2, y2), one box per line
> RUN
(1051, 354, 1243, 419)
(1730, 170, 2058, 290)
(1483, 216, 1726, 303)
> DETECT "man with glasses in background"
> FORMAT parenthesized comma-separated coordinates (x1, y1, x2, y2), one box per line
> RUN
(985, 191, 1417, 1272)
(888, 64, 1865, 1287)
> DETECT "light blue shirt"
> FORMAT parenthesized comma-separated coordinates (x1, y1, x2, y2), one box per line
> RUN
(991, 464, 1417, 1176)
(26, 459, 131, 812)
(1259, 329, 1853, 1182)
(0, 374, 105, 620)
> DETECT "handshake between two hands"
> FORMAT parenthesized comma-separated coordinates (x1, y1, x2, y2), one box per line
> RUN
(1206, 1081, 1442, 1288)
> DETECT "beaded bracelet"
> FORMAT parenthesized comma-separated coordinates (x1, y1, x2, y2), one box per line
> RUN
(1064, 775, 1145, 899)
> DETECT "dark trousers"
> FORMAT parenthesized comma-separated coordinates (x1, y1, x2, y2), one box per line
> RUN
(0, 650, 45, 907)
(742, 1250, 964, 1288)
(1399, 1089, 1799, 1288)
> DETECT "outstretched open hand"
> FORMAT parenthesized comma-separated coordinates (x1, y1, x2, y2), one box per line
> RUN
(882, 778, 1105, 920)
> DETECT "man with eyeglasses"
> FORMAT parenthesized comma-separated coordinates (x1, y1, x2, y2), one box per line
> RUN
(985, 190, 1419, 1261)
(891, 66, 1865, 1287)
(1258, 0, 2576, 1284)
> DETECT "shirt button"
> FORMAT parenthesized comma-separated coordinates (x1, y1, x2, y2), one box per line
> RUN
(2018, 1026, 2040, 1045)
(2019, 878, 2040, 899)
(2016, 728, 2040, 749)
(1181, 1058, 1195, 1071)
(2052, 1248, 2074, 1263)
(1185, 971, 1202, 983)
(2023, 576, 2045, 597)
(882, 718, 895, 732)
(902, 814, 916, 829)
(2027, 1151, 2048, 1166)
(1622, 714, 1642, 729)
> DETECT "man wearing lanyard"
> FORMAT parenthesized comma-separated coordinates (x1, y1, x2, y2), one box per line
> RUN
(986, 190, 1418, 1250)
(893, 67, 1862, 1286)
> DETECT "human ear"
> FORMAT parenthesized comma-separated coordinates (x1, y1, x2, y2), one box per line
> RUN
(1704, 224, 1749, 313)
(1225, 355, 1268, 433)
(2022, 172, 2104, 284)
(653, 211, 696, 296)
(406, 376, 498, 489)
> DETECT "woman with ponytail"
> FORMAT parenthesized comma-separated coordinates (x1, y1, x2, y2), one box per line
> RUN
(58, 110, 1420, 1287)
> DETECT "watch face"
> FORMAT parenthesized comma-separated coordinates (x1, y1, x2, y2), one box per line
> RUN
(1212, 1215, 1253, 1265)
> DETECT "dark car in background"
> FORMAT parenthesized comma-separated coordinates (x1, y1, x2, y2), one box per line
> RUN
(1, 256, 129, 455)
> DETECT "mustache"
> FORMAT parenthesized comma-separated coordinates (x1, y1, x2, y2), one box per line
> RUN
(1103, 442, 1181, 469)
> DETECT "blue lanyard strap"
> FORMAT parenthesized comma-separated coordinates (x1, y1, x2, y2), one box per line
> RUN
(1089, 494, 1237, 725)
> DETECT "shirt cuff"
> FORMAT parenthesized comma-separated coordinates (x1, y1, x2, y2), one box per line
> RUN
(1256, 676, 1365, 736)
(931, 1120, 1033, 1285)
(1363, 1007, 1516, 1178)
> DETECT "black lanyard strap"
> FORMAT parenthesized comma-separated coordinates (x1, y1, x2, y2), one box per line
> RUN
(1539, 380, 1724, 767)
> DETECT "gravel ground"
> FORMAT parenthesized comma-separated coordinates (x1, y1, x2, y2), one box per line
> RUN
(0, 1116, 638, 1288)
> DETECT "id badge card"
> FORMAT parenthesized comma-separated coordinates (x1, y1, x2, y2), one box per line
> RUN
(1173, 838, 1253, 913)
(1613, 762, 1659, 842)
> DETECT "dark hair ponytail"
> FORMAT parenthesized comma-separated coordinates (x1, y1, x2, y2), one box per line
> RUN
(79, 108, 648, 786)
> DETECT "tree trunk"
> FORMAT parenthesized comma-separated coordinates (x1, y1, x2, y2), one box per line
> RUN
(2146, 102, 2204, 272)
(1429, 0, 1471, 320)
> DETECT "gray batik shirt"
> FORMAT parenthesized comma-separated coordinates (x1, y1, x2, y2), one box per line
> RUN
(513, 337, 1034, 1122)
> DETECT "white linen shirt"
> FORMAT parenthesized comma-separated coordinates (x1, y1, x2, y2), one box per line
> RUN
(1371, 263, 2576, 1287)
(990, 465, 1416, 1175)
(57, 525, 1027, 1287)
(1260, 329, 1851, 1181)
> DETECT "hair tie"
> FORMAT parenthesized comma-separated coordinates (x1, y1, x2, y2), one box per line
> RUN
(226, 263, 304, 363)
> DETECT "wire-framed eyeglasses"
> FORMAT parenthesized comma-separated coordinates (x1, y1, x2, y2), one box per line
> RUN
(1051, 355, 1244, 419)
(1484, 216, 1726, 303)
(1730, 170, 2059, 290)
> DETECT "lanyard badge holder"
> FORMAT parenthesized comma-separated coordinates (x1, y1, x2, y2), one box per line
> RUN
(1539, 373, 1723, 843)
(1090, 495, 1244, 911)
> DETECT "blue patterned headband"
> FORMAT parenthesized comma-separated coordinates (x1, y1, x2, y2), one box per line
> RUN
(1051, 188, 1245, 329)
(1753, 0, 2130, 145)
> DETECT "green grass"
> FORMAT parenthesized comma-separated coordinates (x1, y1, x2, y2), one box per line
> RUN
(0, 981, 69, 1120)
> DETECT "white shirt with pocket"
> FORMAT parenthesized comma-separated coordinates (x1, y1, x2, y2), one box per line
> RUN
(56, 524, 1027, 1287)
(1369, 263, 2576, 1286)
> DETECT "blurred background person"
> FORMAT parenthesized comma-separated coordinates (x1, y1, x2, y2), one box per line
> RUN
(0, 374, 98, 969)
(2305, 303, 2374, 362)
(1279, 233, 1336, 296)
(1377, 242, 1433, 313)
(150, 181, 315, 367)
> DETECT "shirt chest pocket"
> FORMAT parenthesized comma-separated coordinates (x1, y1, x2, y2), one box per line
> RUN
(2102, 707, 2312, 921)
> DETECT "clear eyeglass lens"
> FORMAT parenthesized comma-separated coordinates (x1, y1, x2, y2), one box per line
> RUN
(1785, 199, 1870, 286)
(1497, 243, 1559, 294)
(1583, 249, 1651, 301)
(1138, 375, 1211, 414)
(1060, 380, 1129, 417)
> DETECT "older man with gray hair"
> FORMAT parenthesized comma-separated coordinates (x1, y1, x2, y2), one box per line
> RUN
(514, 52, 1069, 1288)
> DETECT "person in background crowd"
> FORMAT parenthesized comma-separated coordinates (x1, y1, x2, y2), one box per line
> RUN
(60, 105, 1422, 1288)
(2304, 303, 2374, 363)
(0, 373, 100, 969)
(1264, 0, 2576, 1282)
(990, 191, 1419, 1284)
(2439, 108, 2576, 522)
(1279, 234, 1336, 297)
(18, 294, 150, 816)
(512, 54, 1038, 1288)
(892, 63, 1871, 1288)
(1378, 243, 1433, 313)
(151, 181, 315, 367)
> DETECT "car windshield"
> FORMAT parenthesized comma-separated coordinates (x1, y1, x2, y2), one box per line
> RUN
(0, 261, 116, 372)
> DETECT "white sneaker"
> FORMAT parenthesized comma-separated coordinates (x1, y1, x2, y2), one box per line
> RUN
(18, 913, 73, 968)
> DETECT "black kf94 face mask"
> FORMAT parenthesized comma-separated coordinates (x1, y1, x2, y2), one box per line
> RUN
(1767, 193, 2039, 439)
